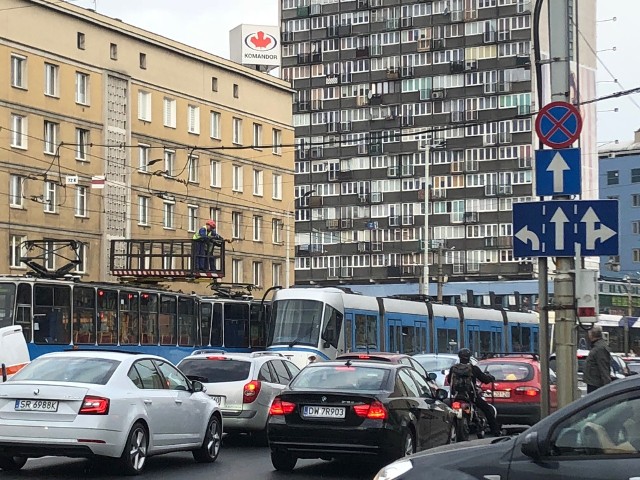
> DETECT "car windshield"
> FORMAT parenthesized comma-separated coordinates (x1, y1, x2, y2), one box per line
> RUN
(178, 358, 251, 383)
(267, 299, 323, 347)
(414, 355, 457, 372)
(10, 356, 119, 385)
(480, 362, 534, 382)
(290, 365, 390, 391)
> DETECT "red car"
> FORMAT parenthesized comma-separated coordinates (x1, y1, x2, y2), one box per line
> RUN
(477, 354, 557, 426)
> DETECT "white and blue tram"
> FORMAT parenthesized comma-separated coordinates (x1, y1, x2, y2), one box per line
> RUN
(0, 276, 269, 364)
(266, 287, 539, 367)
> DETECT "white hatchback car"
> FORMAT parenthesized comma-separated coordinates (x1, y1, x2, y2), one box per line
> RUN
(0, 351, 222, 475)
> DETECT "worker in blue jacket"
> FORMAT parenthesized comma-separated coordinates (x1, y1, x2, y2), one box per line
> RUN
(193, 220, 223, 270)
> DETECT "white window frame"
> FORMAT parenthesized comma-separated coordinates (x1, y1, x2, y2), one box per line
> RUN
(252, 261, 262, 288)
(163, 97, 177, 128)
(187, 205, 199, 233)
(253, 215, 262, 241)
(44, 181, 57, 213)
(10, 235, 27, 269)
(75, 128, 89, 161)
(44, 63, 59, 97)
(232, 165, 243, 192)
(163, 201, 175, 229)
(232, 259, 243, 283)
(75, 185, 87, 217)
(272, 129, 282, 155)
(10, 114, 27, 149)
(272, 173, 283, 200)
(188, 155, 199, 183)
(210, 111, 221, 139)
(138, 91, 152, 121)
(210, 159, 221, 188)
(44, 240, 56, 271)
(233, 117, 243, 145)
(44, 121, 58, 154)
(253, 169, 264, 196)
(253, 123, 262, 149)
(138, 144, 150, 172)
(75, 72, 89, 105)
(188, 105, 200, 134)
(73, 242, 87, 274)
(232, 212, 242, 239)
(138, 196, 149, 226)
(272, 219, 283, 244)
(272, 263, 282, 287)
(164, 149, 175, 176)
(10, 54, 26, 88)
(10, 175, 24, 208)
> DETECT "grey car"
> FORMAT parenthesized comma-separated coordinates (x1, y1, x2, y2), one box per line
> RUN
(177, 352, 300, 439)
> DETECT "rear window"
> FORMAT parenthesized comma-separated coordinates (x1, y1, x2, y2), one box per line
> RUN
(178, 358, 251, 383)
(338, 354, 391, 362)
(480, 362, 534, 382)
(290, 365, 390, 391)
(415, 356, 457, 372)
(10, 357, 119, 385)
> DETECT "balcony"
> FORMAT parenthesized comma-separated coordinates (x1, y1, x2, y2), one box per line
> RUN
(294, 101, 310, 113)
(355, 46, 370, 58)
(326, 74, 340, 85)
(401, 66, 414, 78)
(310, 4, 321, 15)
(326, 219, 339, 230)
(386, 67, 400, 80)
(464, 212, 479, 223)
(357, 242, 370, 253)
(369, 93, 382, 105)
(357, 0, 369, 8)
(450, 61, 464, 74)
(340, 218, 353, 229)
(417, 38, 431, 52)
(385, 19, 399, 30)
(370, 44, 382, 56)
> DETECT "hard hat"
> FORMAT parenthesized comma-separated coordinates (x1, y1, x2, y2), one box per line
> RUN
(206, 219, 216, 228)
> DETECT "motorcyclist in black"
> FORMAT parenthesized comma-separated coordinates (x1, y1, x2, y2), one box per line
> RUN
(447, 348, 501, 436)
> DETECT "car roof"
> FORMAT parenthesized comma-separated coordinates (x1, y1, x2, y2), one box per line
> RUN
(413, 353, 458, 358)
(179, 352, 287, 362)
(306, 360, 398, 370)
(40, 350, 163, 362)
(337, 352, 407, 361)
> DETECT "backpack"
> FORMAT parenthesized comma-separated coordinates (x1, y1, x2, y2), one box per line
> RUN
(450, 363, 475, 397)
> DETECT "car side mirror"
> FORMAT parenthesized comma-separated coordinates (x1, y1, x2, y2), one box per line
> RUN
(428, 372, 437, 382)
(521, 431, 543, 460)
(435, 388, 448, 401)
(191, 380, 205, 393)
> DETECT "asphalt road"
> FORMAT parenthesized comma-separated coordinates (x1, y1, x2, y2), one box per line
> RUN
(0, 435, 383, 480)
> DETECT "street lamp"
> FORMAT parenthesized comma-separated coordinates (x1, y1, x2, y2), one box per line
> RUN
(285, 189, 315, 288)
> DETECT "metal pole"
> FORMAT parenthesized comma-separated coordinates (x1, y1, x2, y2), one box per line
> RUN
(625, 277, 632, 355)
(437, 245, 444, 303)
(549, 0, 578, 407)
(285, 210, 291, 288)
(421, 146, 430, 296)
(538, 257, 551, 417)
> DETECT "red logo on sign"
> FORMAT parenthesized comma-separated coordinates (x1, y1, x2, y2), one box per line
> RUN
(245, 31, 277, 51)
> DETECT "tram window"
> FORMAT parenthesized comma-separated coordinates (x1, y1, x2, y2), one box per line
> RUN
(532, 329, 539, 353)
(250, 303, 266, 349)
(437, 327, 458, 353)
(97, 289, 117, 345)
(159, 295, 177, 345)
(211, 303, 223, 346)
(521, 327, 531, 352)
(345, 318, 353, 352)
(34, 285, 71, 345)
(480, 331, 491, 355)
(225, 303, 250, 348)
(178, 298, 196, 346)
(140, 293, 158, 345)
(201, 303, 212, 346)
(16, 283, 32, 343)
(402, 326, 415, 354)
(120, 291, 140, 345)
(0, 283, 16, 329)
(321, 305, 343, 349)
(73, 286, 95, 344)
(355, 314, 377, 350)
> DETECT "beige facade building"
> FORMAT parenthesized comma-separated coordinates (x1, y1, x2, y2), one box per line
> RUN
(0, 0, 294, 293)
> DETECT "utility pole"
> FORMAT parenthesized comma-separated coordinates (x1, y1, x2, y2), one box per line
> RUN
(437, 244, 444, 303)
(421, 145, 431, 297)
(625, 276, 632, 355)
(549, 0, 578, 407)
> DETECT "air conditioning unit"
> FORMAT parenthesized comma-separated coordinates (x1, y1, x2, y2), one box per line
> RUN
(431, 90, 445, 99)
(371, 192, 383, 203)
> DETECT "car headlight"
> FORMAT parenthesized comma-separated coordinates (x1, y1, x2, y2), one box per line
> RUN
(374, 459, 413, 480)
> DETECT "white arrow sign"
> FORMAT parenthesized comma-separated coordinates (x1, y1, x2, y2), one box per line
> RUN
(581, 207, 616, 250)
(515, 226, 540, 251)
(546, 152, 570, 193)
(550, 207, 569, 250)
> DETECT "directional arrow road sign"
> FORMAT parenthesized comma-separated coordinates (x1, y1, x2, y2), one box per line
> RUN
(512, 200, 619, 257)
(535, 148, 581, 196)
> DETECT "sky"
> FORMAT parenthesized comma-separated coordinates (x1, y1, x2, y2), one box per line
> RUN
(70, 0, 640, 145)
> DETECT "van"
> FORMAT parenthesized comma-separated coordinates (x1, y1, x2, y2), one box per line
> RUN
(0, 326, 30, 382)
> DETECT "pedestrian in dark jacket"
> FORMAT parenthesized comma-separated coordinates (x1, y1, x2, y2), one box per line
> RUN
(584, 325, 611, 393)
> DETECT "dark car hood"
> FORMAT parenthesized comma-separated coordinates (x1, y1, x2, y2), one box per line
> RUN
(405, 436, 516, 477)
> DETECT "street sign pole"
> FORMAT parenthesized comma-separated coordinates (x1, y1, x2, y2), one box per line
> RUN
(548, 0, 578, 407)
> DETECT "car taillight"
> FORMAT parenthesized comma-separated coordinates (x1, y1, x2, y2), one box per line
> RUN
(515, 386, 540, 397)
(269, 397, 296, 415)
(353, 401, 387, 420)
(243, 380, 261, 403)
(79, 396, 110, 415)
(451, 401, 462, 409)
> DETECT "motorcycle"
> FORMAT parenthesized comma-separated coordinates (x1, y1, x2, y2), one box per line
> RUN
(450, 384, 498, 442)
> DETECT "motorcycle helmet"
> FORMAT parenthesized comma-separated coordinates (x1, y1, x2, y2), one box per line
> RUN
(458, 348, 472, 363)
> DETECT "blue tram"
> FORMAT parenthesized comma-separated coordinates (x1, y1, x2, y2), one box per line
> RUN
(266, 287, 539, 368)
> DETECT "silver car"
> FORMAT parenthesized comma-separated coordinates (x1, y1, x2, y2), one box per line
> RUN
(177, 352, 300, 439)
(0, 351, 222, 475)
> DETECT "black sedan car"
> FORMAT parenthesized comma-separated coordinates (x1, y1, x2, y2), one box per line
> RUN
(267, 360, 453, 472)
(374, 374, 640, 480)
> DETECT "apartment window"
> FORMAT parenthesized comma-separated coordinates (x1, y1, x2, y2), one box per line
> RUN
(634, 249, 640, 263)
(163, 202, 175, 229)
(74, 242, 86, 274)
(109, 43, 118, 60)
(210, 159, 221, 187)
(252, 262, 263, 288)
(272, 129, 282, 155)
(253, 169, 264, 196)
(633, 220, 640, 235)
(232, 117, 243, 144)
(187, 205, 199, 233)
(138, 91, 152, 121)
(44, 63, 59, 97)
(75, 72, 89, 105)
(188, 155, 199, 183)
(633, 194, 640, 207)
(10, 54, 26, 88)
(232, 165, 243, 192)
(210, 111, 221, 139)
(77, 32, 85, 50)
(44, 240, 56, 271)
(10, 175, 24, 208)
(253, 123, 263, 148)
(10, 235, 27, 269)
(211, 77, 218, 92)
(232, 259, 243, 283)
(10, 114, 27, 149)
(75, 186, 87, 217)
(232, 212, 242, 239)
(139, 52, 147, 69)
(188, 105, 200, 134)
(272, 263, 282, 287)
(272, 174, 282, 200)
(632, 168, 640, 184)
(233, 83, 239, 98)
(164, 150, 175, 175)
(163, 97, 176, 128)
(607, 170, 619, 186)
(138, 196, 149, 226)
(44, 121, 58, 154)
(253, 216, 262, 241)
(138, 144, 150, 172)
(44, 181, 57, 213)
(209, 208, 220, 226)
(75, 128, 89, 161)
(272, 219, 283, 244)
